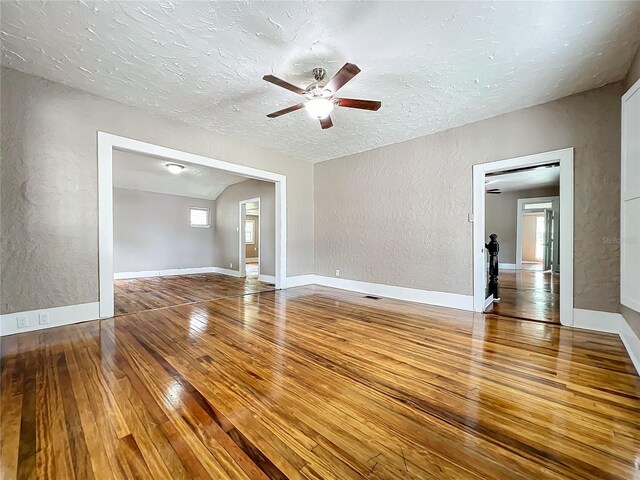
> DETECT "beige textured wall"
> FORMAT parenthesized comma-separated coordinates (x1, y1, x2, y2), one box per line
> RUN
(485, 186, 559, 264)
(214, 180, 275, 276)
(315, 82, 623, 313)
(0, 67, 313, 314)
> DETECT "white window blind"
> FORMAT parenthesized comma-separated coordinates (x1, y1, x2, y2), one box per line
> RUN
(190, 207, 210, 228)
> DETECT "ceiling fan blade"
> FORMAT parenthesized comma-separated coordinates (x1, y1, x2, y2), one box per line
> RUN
(266, 103, 304, 118)
(335, 98, 381, 111)
(319, 116, 333, 129)
(263, 75, 306, 95)
(324, 63, 361, 94)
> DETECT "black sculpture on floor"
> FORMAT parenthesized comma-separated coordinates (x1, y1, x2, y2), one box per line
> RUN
(486, 233, 500, 300)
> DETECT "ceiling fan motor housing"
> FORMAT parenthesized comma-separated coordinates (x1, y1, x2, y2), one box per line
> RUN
(312, 67, 327, 82)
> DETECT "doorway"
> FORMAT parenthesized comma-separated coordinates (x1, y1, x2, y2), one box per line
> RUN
(239, 198, 261, 280)
(516, 196, 560, 272)
(98, 132, 287, 318)
(473, 148, 573, 326)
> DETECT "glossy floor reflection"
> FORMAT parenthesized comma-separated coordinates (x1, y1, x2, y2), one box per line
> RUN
(1, 286, 638, 479)
(486, 270, 560, 323)
(114, 272, 275, 316)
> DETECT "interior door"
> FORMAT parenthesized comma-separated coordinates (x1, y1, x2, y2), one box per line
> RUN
(543, 209, 554, 271)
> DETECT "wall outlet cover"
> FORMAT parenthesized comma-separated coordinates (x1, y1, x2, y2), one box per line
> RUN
(17, 315, 28, 328)
(39, 312, 50, 325)
(335, 269, 340, 277)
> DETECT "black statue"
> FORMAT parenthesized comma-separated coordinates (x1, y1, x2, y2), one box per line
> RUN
(486, 233, 500, 300)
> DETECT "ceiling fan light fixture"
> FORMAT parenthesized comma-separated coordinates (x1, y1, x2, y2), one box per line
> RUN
(304, 97, 334, 119)
(166, 163, 185, 174)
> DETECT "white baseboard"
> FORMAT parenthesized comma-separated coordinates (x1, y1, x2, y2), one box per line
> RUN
(115, 266, 218, 279)
(212, 267, 242, 277)
(285, 275, 316, 288)
(620, 317, 640, 375)
(573, 308, 622, 333)
(258, 274, 276, 284)
(0, 302, 100, 337)
(313, 275, 474, 311)
(246, 257, 259, 262)
(485, 263, 518, 270)
(484, 294, 494, 309)
(572, 308, 639, 376)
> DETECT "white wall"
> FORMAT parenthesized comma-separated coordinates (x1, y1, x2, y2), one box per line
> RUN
(114, 188, 216, 273)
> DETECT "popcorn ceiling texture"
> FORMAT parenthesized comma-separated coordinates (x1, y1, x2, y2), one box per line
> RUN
(0, 67, 314, 314)
(314, 83, 624, 313)
(1, 1, 639, 163)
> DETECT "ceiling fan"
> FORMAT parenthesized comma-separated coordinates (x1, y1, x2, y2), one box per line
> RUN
(486, 188, 502, 194)
(263, 63, 381, 129)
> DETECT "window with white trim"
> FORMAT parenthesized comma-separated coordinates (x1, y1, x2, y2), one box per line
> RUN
(245, 219, 255, 243)
(190, 207, 210, 228)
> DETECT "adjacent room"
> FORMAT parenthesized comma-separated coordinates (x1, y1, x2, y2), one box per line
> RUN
(484, 164, 561, 323)
(112, 151, 276, 315)
(1, 2, 639, 479)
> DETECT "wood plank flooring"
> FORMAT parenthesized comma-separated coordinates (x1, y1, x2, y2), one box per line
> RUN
(486, 270, 560, 323)
(114, 273, 275, 316)
(2, 286, 639, 479)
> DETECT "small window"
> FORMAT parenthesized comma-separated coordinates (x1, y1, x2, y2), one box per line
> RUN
(190, 207, 210, 228)
(524, 202, 552, 210)
(245, 219, 255, 243)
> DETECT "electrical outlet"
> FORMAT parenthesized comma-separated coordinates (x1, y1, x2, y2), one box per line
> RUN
(230, 263, 233, 268)
(335, 269, 340, 277)
(17, 315, 28, 328)
(468, 213, 474, 223)
(38, 312, 50, 325)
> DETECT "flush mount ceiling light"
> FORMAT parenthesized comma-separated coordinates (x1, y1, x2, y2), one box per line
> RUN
(263, 63, 381, 129)
(165, 163, 185, 174)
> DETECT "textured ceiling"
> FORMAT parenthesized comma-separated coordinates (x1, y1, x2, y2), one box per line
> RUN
(2, 1, 639, 163)
(486, 165, 560, 193)
(113, 150, 247, 200)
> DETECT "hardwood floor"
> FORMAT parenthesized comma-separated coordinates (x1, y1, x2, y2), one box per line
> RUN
(2, 286, 639, 479)
(114, 273, 274, 316)
(486, 270, 560, 323)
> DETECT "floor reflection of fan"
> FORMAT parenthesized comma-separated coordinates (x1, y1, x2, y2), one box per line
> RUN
(263, 63, 381, 129)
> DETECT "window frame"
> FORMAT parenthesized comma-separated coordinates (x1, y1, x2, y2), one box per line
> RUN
(190, 207, 211, 228)
(245, 219, 256, 244)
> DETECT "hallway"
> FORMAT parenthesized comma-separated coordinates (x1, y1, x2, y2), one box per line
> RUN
(485, 269, 560, 324)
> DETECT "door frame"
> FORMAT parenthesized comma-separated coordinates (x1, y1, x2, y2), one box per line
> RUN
(472, 148, 574, 326)
(98, 132, 287, 318)
(515, 195, 559, 270)
(239, 197, 261, 277)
